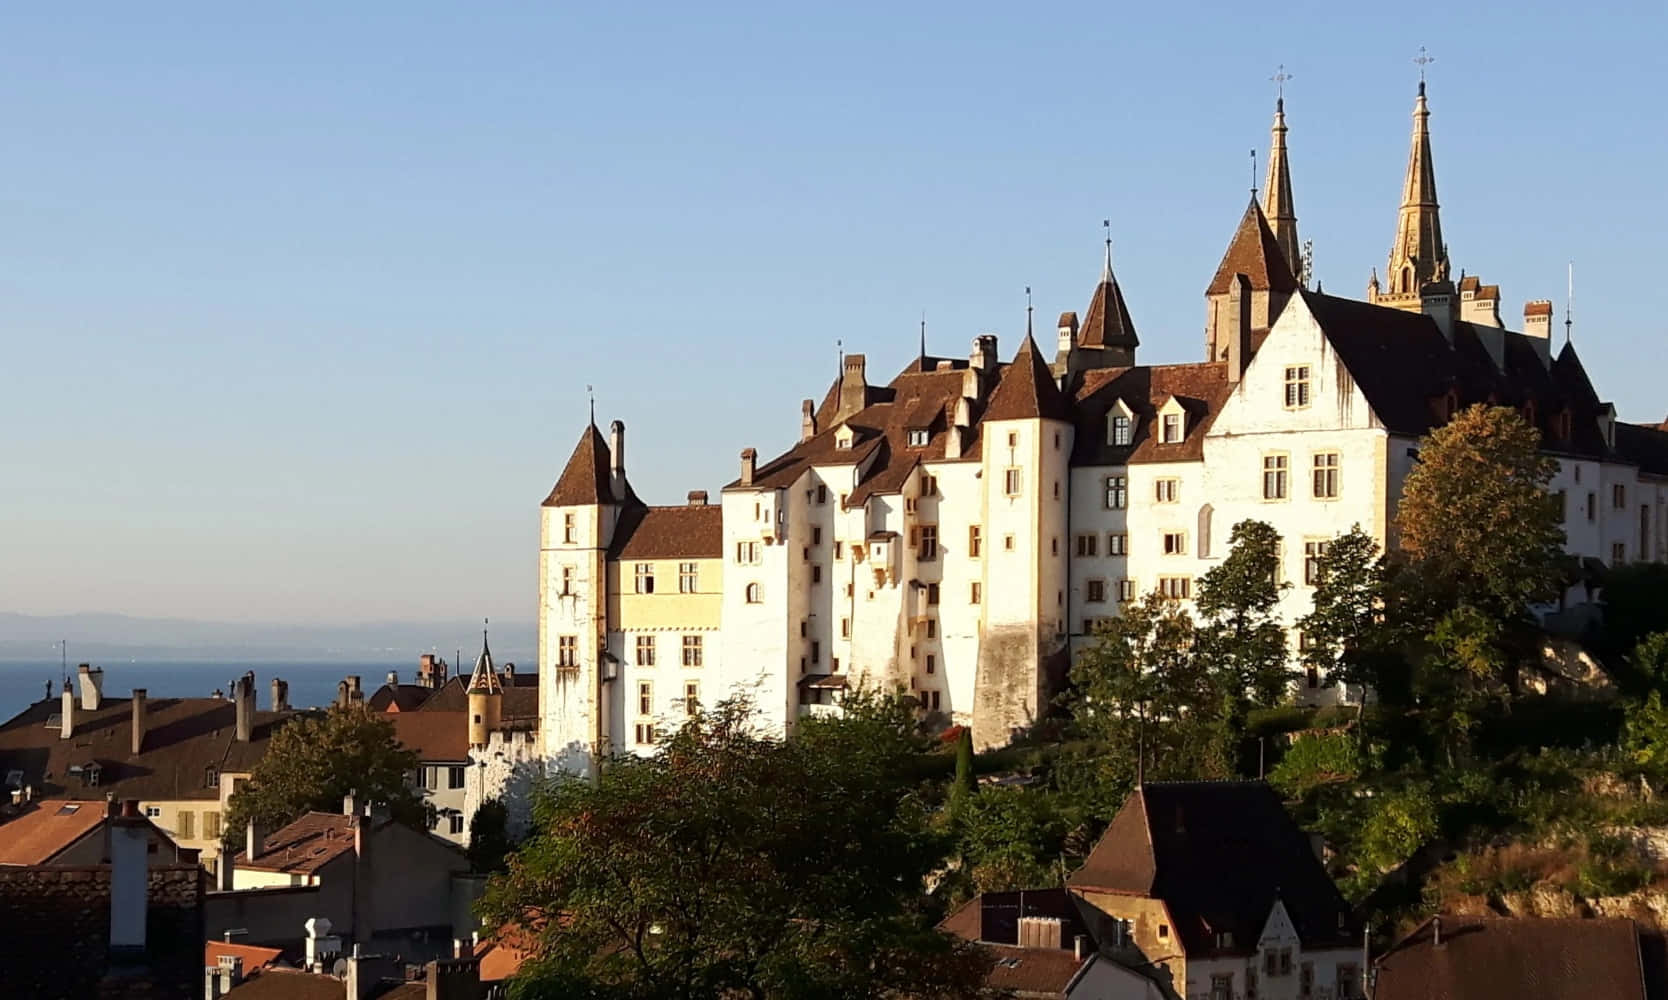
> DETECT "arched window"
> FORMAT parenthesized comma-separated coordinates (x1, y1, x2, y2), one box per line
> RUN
(1196, 505, 1214, 559)
(745, 583, 762, 604)
(1401, 265, 1414, 294)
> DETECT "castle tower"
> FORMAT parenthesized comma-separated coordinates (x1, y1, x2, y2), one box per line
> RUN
(974, 334, 1072, 749)
(538, 421, 635, 778)
(467, 628, 502, 749)
(1263, 97, 1301, 284)
(1203, 198, 1297, 361)
(1371, 82, 1452, 310)
(1065, 235, 1139, 378)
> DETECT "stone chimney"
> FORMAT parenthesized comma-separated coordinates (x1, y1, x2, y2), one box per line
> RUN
(1055, 311, 1079, 374)
(246, 818, 268, 862)
(216, 848, 235, 891)
(78, 664, 103, 711)
(946, 397, 972, 460)
(608, 420, 628, 499)
(801, 399, 817, 442)
(1225, 273, 1253, 384)
(687, 490, 708, 507)
(234, 672, 254, 743)
(739, 448, 756, 487)
(424, 957, 484, 1000)
(1524, 300, 1554, 369)
(109, 799, 149, 962)
(130, 689, 147, 755)
(59, 687, 74, 740)
(205, 955, 243, 998)
(270, 677, 289, 712)
(965, 335, 999, 403)
(836, 353, 868, 422)
(1422, 289, 1455, 343)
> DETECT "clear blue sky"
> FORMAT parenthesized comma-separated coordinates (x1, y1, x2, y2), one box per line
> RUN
(2, 2, 1663, 624)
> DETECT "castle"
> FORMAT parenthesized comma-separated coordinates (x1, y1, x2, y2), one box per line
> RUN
(536, 84, 1668, 767)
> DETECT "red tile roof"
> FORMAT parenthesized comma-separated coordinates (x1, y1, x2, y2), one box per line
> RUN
(1069, 782, 1355, 958)
(231, 811, 370, 875)
(1073, 362, 1233, 464)
(390, 711, 469, 763)
(1206, 198, 1298, 295)
(222, 968, 348, 999)
(542, 423, 629, 507)
(367, 683, 435, 713)
(1080, 275, 1139, 350)
(204, 940, 283, 970)
(1373, 916, 1647, 1000)
(985, 336, 1072, 423)
(0, 799, 106, 865)
(610, 504, 724, 559)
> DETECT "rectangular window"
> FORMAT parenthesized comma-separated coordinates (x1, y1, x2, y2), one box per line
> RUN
(1111, 413, 1132, 446)
(634, 562, 655, 594)
(635, 635, 655, 666)
(970, 581, 982, 604)
(1264, 950, 1278, 977)
(833, 540, 844, 559)
(921, 474, 937, 495)
(1613, 542, 1627, 566)
(925, 618, 938, 638)
(1312, 452, 1339, 499)
(560, 565, 574, 595)
(811, 641, 821, 665)
(811, 564, 823, 584)
(926, 583, 940, 606)
(1108, 532, 1128, 555)
(679, 562, 698, 592)
(1076, 534, 1099, 557)
(682, 635, 703, 666)
(1300, 962, 1314, 998)
(557, 635, 577, 667)
(450, 813, 466, 835)
(1004, 534, 1015, 551)
(817, 484, 828, 504)
(634, 723, 656, 745)
(1161, 412, 1182, 443)
(1086, 579, 1107, 603)
(448, 765, 465, 789)
(1007, 431, 1018, 447)
(840, 617, 851, 638)
(1336, 964, 1359, 999)
(929, 690, 942, 711)
(1105, 475, 1128, 510)
(1644, 504, 1652, 558)
(637, 681, 653, 716)
(1004, 468, 1023, 496)
(1211, 974, 1233, 1000)
(735, 541, 760, 564)
(925, 654, 936, 675)
(1614, 484, 1627, 509)
(205, 811, 221, 840)
(1158, 576, 1191, 599)
(1279, 948, 1293, 976)
(177, 810, 194, 840)
(1263, 454, 1289, 500)
(563, 513, 576, 543)
(1304, 540, 1329, 586)
(684, 681, 699, 715)
(1285, 365, 1311, 408)
(1117, 579, 1135, 602)
(1155, 478, 1179, 503)
(1163, 532, 1187, 555)
(1588, 492, 1597, 522)
(919, 525, 938, 560)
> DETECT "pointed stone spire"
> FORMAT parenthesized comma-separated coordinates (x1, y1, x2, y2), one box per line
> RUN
(1080, 235, 1139, 354)
(1385, 81, 1449, 297)
(1263, 96, 1301, 285)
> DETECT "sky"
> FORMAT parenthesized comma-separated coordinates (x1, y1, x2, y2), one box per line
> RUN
(1, 2, 1664, 626)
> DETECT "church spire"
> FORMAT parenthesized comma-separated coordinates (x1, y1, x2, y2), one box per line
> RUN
(1385, 73, 1449, 298)
(1262, 84, 1301, 286)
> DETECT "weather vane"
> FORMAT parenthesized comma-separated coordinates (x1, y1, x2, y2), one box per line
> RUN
(1250, 148, 1258, 198)
(586, 384, 595, 423)
(1102, 218, 1112, 267)
(1270, 64, 1292, 102)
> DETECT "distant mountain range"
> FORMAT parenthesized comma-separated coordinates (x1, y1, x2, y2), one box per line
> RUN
(0, 611, 536, 664)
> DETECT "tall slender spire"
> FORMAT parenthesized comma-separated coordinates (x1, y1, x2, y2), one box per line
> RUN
(1262, 72, 1301, 285)
(1385, 69, 1449, 298)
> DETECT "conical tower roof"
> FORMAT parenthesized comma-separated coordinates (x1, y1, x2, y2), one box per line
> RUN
(468, 629, 502, 695)
(984, 335, 1071, 422)
(1206, 198, 1298, 296)
(1080, 242, 1139, 350)
(542, 423, 616, 507)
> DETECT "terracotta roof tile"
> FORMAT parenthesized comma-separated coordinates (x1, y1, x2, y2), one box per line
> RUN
(1374, 916, 1647, 1000)
(222, 968, 349, 1000)
(231, 811, 369, 875)
(980, 944, 1089, 996)
(1069, 782, 1355, 957)
(609, 504, 723, 559)
(418, 674, 538, 721)
(205, 940, 283, 970)
(1206, 198, 1298, 295)
(542, 424, 626, 507)
(390, 712, 469, 763)
(367, 684, 434, 713)
(1080, 276, 1139, 349)
(0, 799, 106, 865)
(1072, 362, 1232, 465)
(984, 336, 1071, 422)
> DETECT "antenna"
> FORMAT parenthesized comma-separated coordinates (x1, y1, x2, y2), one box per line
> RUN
(61, 640, 67, 690)
(1565, 260, 1575, 346)
(836, 338, 843, 372)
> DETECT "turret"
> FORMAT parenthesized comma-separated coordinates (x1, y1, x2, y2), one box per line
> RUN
(467, 629, 502, 749)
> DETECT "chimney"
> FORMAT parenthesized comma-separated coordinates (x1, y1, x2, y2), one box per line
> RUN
(608, 419, 628, 498)
(1225, 273, 1253, 383)
(130, 689, 147, 755)
(246, 818, 268, 861)
(1074, 934, 1088, 961)
(1422, 290, 1455, 343)
(386, 671, 398, 686)
(343, 791, 358, 817)
(687, 490, 708, 507)
(213, 955, 244, 997)
(739, 448, 757, 487)
(60, 687, 75, 740)
(303, 917, 340, 973)
(1524, 300, 1554, 369)
(801, 399, 817, 442)
(1056, 311, 1079, 370)
(836, 353, 868, 422)
(109, 799, 149, 961)
(946, 397, 972, 460)
(424, 957, 483, 1000)
(234, 672, 254, 743)
(78, 663, 103, 711)
(345, 945, 400, 1000)
(270, 677, 289, 712)
(216, 848, 235, 891)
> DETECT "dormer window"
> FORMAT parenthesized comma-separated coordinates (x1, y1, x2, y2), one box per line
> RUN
(204, 766, 219, 789)
(906, 428, 929, 447)
(1161, 413, 1181, 444)
(1557, 408, 1573, 441)
(1108, 402, 1135, 447)
(835, 425, 855, 450)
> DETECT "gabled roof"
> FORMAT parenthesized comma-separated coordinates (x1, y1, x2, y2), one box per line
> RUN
(542, 423, 631, 507)
(1080, 273, 1138, 350)
(1206, 198, 1298, 295)
(985, 336, 1071, 422)
(939, 889, 1099, 998)
(0, 799, 106, 864)
(1618, 422, 1668, 478)
(609, 504, 724, 559)
(1072, 363, 1233, 465)
(390, 711, 469, 763)
(1068, 782, 1355, 957)
(420, 673, 538, 721)
(1373, 916, 1647, 1000)
(367, 683, 434, 713)
(232, 811, 370, 875)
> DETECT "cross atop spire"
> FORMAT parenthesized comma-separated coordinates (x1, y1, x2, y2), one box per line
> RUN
(1270, 64, 1293, 108)
(1102, 219, 1113, 281)
(1414, 46, 1435, 92)
(586, 385, 595, 426)
(1382, 66, 1448, 301)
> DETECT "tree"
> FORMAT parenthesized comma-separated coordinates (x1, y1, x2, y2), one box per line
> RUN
(468, 799, 514, 874)
(1297, 526, 1406, 700)
(949, 728, 975, 818)
(224, 707, 425, 842)
(480, 697, 993, 1000)
(1623, 691, 1668, 774)
(955, 786, 1064, 896)
(1196, 519, 1293, 711)
(1395, 404, 1565, 615)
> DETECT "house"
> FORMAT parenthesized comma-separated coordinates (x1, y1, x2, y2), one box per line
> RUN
(940, 888, 1165, 999)
(418, 639, 542, 841)
(0, 665, 301, 874)
(390, 712, 472, 843)
(0, 799, 206, 999)
(1068, 782, 1363, 1000)
(214, 953, 486, 1000)
(1370, 915, 1651, 1000)
(0, 796, 188, 866)
(205, 794, 474, 958)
